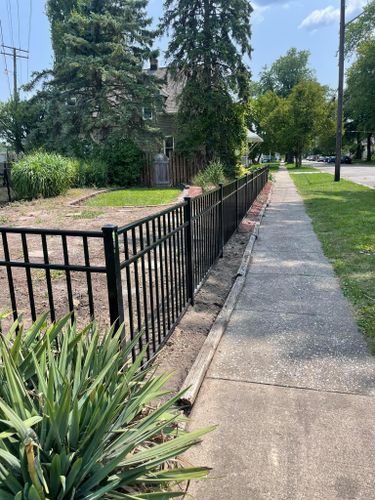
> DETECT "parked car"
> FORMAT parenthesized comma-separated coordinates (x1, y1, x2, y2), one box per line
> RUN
(317, 156, 326, 162)
(341, 156, 352, 164)
(327, 156, 336, 163)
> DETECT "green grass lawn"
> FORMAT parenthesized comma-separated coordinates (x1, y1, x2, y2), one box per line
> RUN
(286, 164, 317, 172)
(85, 187, 181, 207)
(291, 172, 375, 352)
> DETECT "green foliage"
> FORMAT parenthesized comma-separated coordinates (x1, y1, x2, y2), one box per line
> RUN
(162, 0, 252, 173)
(27, 0, 161, 156)
(178, 85, 247, 174)
(73, 159, 108, 188)
(346, 40, 375, 161)
(0, 316, 212, 498)
(345, 0, 375, 56)
(11, 152, 76, 199)
(98, 139, 144, 187)
(193, 160, 226, 190)
(259, 48, 315, 97)
(247, 81, 334, 167)
(235, 163, 250, 178)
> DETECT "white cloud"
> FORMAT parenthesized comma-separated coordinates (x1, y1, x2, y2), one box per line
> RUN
(299, 0, 368, 30)
(252, 0, 295, 23)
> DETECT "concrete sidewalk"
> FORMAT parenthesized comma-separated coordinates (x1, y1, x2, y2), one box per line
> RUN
(187, 170, 375, 499)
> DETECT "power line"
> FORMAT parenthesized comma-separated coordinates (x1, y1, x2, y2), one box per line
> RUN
(5, 0, 15, 49)
(16, 0, 22, 85)
(0, 19, 11, 97)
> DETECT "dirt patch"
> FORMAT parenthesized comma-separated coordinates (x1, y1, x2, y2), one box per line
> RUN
(0, 188, 181, 331)
(153, 182, 272, 393)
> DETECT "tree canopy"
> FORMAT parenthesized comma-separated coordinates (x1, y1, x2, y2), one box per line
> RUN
(259, 48, 315, 97)
(162, 0, 253, 171)
(345, 0, 375, 56)
(29, 0, 161, 157)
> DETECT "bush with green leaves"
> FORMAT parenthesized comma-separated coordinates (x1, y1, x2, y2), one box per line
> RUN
(73, 159, 108, 188)
(0, 315, 211, 499)
(98, 139, 144, 187)
(11, 152, 76, 199)
(193, 160, 226, 191)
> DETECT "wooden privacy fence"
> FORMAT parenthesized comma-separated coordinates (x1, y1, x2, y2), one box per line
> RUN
(0, 168, 269, 363)
(142, 152, 207, 187)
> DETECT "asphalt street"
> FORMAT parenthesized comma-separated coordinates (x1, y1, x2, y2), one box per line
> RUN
(304, 161, 375, 189)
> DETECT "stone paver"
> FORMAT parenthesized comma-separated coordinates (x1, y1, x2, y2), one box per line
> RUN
(187, 170, 375, 499)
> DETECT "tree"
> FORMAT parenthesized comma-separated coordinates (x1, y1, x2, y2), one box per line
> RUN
(245, 91, 283, 161)
(162, 0, 252, 172)
(282, 81, 333, 166)
(31, 0, 161, 157)
(0, 98, 45, 154)
(345, 0, 375, 56)
(259, 48, 315, 98)
(346, 40, 375, 161)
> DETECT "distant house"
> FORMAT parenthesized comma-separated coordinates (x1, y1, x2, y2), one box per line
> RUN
(143, 58, 185, 158)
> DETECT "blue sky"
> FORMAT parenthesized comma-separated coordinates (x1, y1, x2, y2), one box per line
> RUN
(0, 0, 369, 101)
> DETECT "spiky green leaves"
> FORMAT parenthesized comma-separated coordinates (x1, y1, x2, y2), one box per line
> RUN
(0, 317, 212, 498)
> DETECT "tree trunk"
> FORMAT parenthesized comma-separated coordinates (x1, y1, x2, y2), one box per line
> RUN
(355, 133, 363, 160)
(366, 133, 372, 162)
(285, 152, 294, 164)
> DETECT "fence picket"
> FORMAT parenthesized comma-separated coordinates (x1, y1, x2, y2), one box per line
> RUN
(0, 168, 268, 361)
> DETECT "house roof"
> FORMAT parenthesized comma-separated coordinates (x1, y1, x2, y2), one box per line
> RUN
(247, 130, 263, 143)
(147, 67, 185, 115)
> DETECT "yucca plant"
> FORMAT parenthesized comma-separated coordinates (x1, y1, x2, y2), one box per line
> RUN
(0, 315, 211, 499)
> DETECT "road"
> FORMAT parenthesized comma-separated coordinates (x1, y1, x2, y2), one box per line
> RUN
(304, 161, 375, 189)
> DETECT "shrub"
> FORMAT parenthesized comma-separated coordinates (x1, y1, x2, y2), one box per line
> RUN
(73, 159, 108, 188)
(234, 163, 250, 178)
(11, 152, 76, 199)
(98, 139, 144, 186)
(193, 160, 226, 191)
(0, 315, 211, 499)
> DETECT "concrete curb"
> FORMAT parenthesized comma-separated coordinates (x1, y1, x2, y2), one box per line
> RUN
(178, 184, 273, 410)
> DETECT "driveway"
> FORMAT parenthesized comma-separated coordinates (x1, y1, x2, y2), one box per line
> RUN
(304, 161, 375, 189)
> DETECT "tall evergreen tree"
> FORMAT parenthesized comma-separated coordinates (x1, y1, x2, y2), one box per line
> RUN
(161, 0, 253, 170)
(35, 0, 161, 156)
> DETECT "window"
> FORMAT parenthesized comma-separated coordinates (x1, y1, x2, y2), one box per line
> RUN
(143, 107, 153, 120)
(164, 136, 174, 157)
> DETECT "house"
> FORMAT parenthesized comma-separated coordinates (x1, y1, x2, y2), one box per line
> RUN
(143, 58, 185, 158)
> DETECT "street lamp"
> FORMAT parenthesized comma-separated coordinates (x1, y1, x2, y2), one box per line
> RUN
(335, 1, 365, 182)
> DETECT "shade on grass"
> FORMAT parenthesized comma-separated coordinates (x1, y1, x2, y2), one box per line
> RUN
(286, 164, 317, 172)
(291, 172, 375, 352)
(85, 187, 181, 207)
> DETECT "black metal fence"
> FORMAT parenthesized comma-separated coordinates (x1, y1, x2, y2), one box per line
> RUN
(0, 167, 268, 361)
(0, 163, 12, 203)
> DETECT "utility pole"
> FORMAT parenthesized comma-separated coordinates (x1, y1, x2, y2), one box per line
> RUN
(0, 45, 29, 153)
(335, 0, 345, 182)
(1, 45, 29, 100)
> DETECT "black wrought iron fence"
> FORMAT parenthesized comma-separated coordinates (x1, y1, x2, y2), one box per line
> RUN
(0, 167, 268, 361)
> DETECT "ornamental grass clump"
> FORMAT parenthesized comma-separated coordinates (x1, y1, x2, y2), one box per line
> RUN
(0, 315, 211, 499)
(193, 160, 226, 191)
(11, 152, 76, 199)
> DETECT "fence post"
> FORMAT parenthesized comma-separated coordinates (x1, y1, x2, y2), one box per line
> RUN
(102, 224, 125, 339)
(184, 197, 195, 306)
(219, 183, 224, 257)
